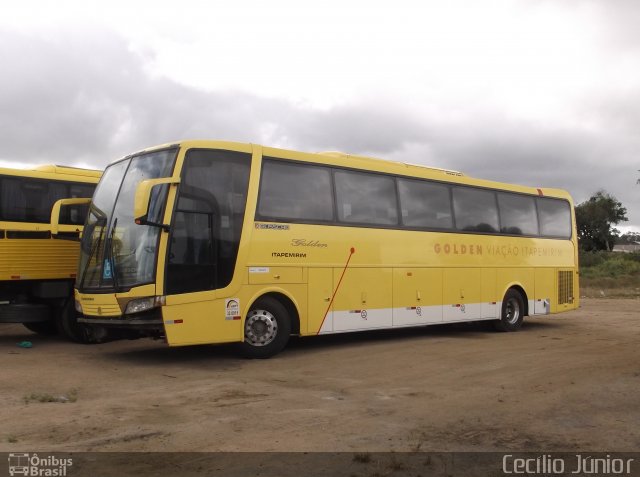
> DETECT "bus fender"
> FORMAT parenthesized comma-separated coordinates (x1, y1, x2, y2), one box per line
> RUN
(243, 287, 302, 335)
(499, 283, 529, 316)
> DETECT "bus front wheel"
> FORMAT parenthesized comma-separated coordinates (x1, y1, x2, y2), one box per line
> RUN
(495, 289, 525, 332)
(240, 296, 291, 359)
(56, 299, 107, 344)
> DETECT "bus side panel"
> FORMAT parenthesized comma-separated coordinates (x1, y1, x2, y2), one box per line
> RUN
(331, 268, 392, 332)
(533, 268, 554, 315)
(392, 268, 443, 326)
(162, 298, 243, 346)
(0, 239, 79, 281)
(309, 268, 334, 334)
(442, 268, 482, 321)
(480, 268, 499, 319)
(164, 283, 309, 345)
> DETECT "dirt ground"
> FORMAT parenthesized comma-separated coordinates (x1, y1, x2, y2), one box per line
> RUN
(1, 298, 638, 455)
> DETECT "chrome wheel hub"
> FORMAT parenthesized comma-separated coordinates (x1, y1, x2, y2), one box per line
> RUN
(245, 309, 278, 347)
(505, 298, 521, 325)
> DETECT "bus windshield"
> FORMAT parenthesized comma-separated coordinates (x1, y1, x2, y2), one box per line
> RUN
(78, 148, 177, 291)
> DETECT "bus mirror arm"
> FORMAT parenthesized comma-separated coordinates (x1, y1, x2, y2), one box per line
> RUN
(50, 198, 92, 239)
(134, 217, 171, 233)
(133, 178, 180, 231)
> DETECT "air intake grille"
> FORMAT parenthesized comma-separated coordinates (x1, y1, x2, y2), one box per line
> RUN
(558, 270, 574, 305)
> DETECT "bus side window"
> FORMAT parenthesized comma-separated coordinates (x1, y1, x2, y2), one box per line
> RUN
(335, 170, 398, 226)
(1, 177, 67, 223)
(398, 179, 453, 229)
(452, 186, 499, 233)
(497, 192, 538, 236)
(65, 184, 95, 225)
(257, 159, 334, 223)
(0, 177, 28, 221)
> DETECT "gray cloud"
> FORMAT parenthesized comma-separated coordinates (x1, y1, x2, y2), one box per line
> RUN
(0, 29, 283, 163)
(269, 103, 429, 154)
(397, 115, 638, 226)
(0, 27, 638, 229)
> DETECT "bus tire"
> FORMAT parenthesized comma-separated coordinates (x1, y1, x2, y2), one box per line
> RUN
(56, 299, 104, 344)
(240, 296, 291, 359)
(0, 303, 50, 324)
(495, 289, 525, 332)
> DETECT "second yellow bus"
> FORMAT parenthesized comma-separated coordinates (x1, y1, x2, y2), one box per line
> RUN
(0, 164, 100, 342)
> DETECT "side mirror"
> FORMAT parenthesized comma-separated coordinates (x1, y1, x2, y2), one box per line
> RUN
(50, 198, 92, 239)
(134, 177, 180, 230)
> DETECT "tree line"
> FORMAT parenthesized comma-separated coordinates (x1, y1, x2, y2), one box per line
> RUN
(575, 190, 637, 252)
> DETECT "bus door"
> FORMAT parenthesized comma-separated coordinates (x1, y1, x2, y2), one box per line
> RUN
(162, 149, 251, 345)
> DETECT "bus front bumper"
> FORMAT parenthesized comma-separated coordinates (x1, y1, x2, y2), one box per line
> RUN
(78, 310, 164, 338)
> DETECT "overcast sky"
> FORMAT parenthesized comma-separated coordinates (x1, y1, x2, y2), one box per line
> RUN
(0, 0, 638, 231)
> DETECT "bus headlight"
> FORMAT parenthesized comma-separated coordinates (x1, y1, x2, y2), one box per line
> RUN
(124, 296, 166, 315)
(75, 300, 83, 313)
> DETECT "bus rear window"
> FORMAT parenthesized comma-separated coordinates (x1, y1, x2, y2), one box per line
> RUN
(537, 198, 571, 238)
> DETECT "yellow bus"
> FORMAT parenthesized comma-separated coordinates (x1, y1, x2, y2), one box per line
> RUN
(65, 140, 578, 358)
(0, 164, 101, 342)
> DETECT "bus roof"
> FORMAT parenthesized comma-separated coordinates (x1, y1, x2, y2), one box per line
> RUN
(0, 164, 101, 182)
(317, 151, 465, 177)
(31, 164, 102, 177)
(123, 139, 574, 202)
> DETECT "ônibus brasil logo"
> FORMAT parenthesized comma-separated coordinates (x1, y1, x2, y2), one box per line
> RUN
(8, 453, 73, 476)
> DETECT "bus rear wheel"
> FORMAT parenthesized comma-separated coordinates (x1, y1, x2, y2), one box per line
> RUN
(240, 296, 291, 359)
(495, 289, 525, 332)
(0, 303, 55, 335)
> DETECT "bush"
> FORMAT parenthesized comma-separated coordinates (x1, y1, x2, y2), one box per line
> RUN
(581, 256, 640, 278)
(579, 251, 608, 268)
(580, 252, 640, 295)
(625, 252, 640, 263)
(580, 251, 640, 270)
